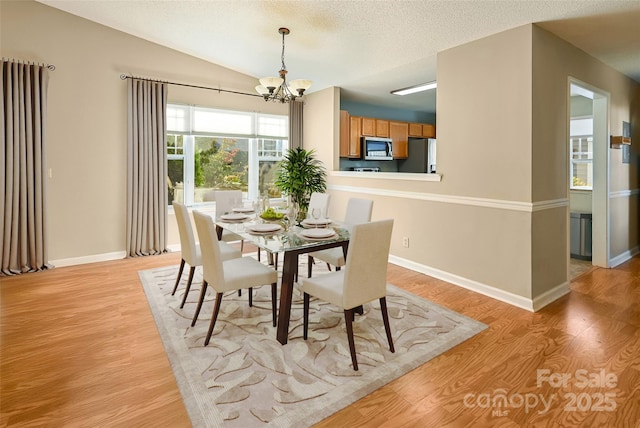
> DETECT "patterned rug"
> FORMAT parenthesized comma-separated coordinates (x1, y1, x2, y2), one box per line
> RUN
(139, 257, 487, 427)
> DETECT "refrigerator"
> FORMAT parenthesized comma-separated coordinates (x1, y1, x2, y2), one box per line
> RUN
(398, 138, 436, 173)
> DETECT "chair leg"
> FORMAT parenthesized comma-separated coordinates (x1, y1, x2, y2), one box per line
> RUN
(257, 248, 261, 261)
(326, 262, 332, 271)
(171, 259, 186, 295)
(179, 266, 196, 308)
(308, 255, 314, 278)
(238, 290, 242, 297)
(274, 252, 279, 270)
(191, 280, 208, 327)
(335, 266, 341, 271)
(240, 240, 244, 252)
(248, 287, 253, 307)
(204, 292, 224, 346)
(303, 292, 310, 340)
(344, 309, 358, 371)
(271, 282, 277, 327)
(380, 297, 395, 353)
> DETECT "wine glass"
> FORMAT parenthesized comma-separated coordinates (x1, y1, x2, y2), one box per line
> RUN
(311, 207, 321, 228)
(287, 204, 299, 229)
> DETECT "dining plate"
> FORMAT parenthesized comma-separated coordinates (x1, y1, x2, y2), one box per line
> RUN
(232, 207, 255, 213)
(220, 213, 249, 221)
(301, 218, 332, 228)
(247, 224, 282, 233)
(300, 228, 337, 239)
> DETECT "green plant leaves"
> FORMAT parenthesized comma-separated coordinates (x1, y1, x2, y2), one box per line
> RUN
(274, 148, 327, 211)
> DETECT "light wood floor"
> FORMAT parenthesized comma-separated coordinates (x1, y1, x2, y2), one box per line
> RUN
(1, 251, 639, 427)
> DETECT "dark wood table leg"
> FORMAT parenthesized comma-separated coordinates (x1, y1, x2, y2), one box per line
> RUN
(276, 251, 299, 345)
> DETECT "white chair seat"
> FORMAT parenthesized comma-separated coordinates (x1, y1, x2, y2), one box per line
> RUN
(302, 270, 346, 308)
(220, 257, 277, 292)
(221, 228, 244, 244)
(308, 247, 344, 268)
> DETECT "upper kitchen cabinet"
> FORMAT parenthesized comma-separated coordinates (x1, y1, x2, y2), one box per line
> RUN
(339, 110, 350, 158)
(409, 122, 436, 138)
(361, 117, 375, 136)
(347, 114, 362, 158)
(362, 117, 390, 137)
(390, 121, 409, 159)
(376, 119, 389, 137)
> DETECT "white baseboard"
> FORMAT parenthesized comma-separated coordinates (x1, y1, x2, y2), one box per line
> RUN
(610, 246, 640, 268)
(531, 281, 571, 311)
(50, 251, 128, 268)
(388, 255, 570, 312)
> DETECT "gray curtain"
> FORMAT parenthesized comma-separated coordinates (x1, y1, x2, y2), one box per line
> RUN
(126, 78, 168, 257)
(1, 60, 50, 276)
(289, 100, 303, 149)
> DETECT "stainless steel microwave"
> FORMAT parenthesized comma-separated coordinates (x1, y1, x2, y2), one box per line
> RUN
(363, 136, 393, 160)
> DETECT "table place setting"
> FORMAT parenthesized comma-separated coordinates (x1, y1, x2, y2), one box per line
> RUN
(300, 217, 332, 228)
(246, 223, 282, 235)
(298, 227, 338, 240)
(219, 212, 250, 222)
(231, 207, 255, 214)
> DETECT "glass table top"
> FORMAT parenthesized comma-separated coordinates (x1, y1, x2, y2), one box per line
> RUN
(213, 213, 349, 254)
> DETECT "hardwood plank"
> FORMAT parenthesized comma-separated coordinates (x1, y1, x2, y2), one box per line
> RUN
(2, 253, 639, 427)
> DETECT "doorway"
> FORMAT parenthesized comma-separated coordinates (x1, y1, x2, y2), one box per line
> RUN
(568, 79, 610, 279)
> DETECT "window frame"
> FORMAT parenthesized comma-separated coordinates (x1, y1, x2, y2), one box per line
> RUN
(166, 104, 289, 207)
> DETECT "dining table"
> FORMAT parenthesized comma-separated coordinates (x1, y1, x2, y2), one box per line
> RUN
(211, 210, 350, 345)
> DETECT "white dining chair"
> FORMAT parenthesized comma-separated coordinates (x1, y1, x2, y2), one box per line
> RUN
(171, 202, 242, 308)
(307, 198, 373, 278)
(301, 219, 395, 371)
(191, 211, 278, 346)
(215, 190, 245, 251)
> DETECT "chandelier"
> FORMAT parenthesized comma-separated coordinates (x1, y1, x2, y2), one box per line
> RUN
(255, 28, 312, 103)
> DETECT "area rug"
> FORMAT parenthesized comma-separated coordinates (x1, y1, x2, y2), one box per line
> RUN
(139, 258, 487, 427)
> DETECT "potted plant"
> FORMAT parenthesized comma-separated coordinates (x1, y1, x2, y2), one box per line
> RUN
(274, 147, 327, 221)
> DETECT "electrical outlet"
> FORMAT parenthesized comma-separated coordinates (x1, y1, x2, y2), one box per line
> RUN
(402, 237, 409, 248)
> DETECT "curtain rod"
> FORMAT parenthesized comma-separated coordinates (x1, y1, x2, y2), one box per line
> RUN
(119, 74, 261, 99)
(2, 57, 55, 71)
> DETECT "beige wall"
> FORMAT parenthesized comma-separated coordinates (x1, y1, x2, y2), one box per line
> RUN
(531, 25, 639, 276)
(308, 23, 639, 309)
(1, 0, 286, 262)
(4, 2, 638, 308)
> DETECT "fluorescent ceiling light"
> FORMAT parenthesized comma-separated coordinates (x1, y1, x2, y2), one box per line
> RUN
(391, 81, 437, 96)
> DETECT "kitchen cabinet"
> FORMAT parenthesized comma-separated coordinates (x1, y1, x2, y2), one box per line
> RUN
(376, 119, 389, 137)
(422, 124, 436, 138)
(361, 117, 376, 136)
(409, 122, 436, 138)
(348, 115, 362, 158)
(390, 121, 409, 159)
(362, 117, 390, 137)
(339, 110, 350, 157)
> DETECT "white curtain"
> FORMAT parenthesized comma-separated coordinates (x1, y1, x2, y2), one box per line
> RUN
(289, 100, 303, 149)
(1, 60, 50, 275)
(126, 78, 168, 257)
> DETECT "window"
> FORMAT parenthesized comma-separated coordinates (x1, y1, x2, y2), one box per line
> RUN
(569, 117, 593, 190)
(166, 104, 288, 206)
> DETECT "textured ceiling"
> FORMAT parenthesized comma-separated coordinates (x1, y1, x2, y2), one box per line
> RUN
(37, 0, 640, 114)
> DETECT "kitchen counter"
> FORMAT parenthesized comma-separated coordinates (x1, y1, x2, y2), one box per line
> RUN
(331, 171, 442, 182)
